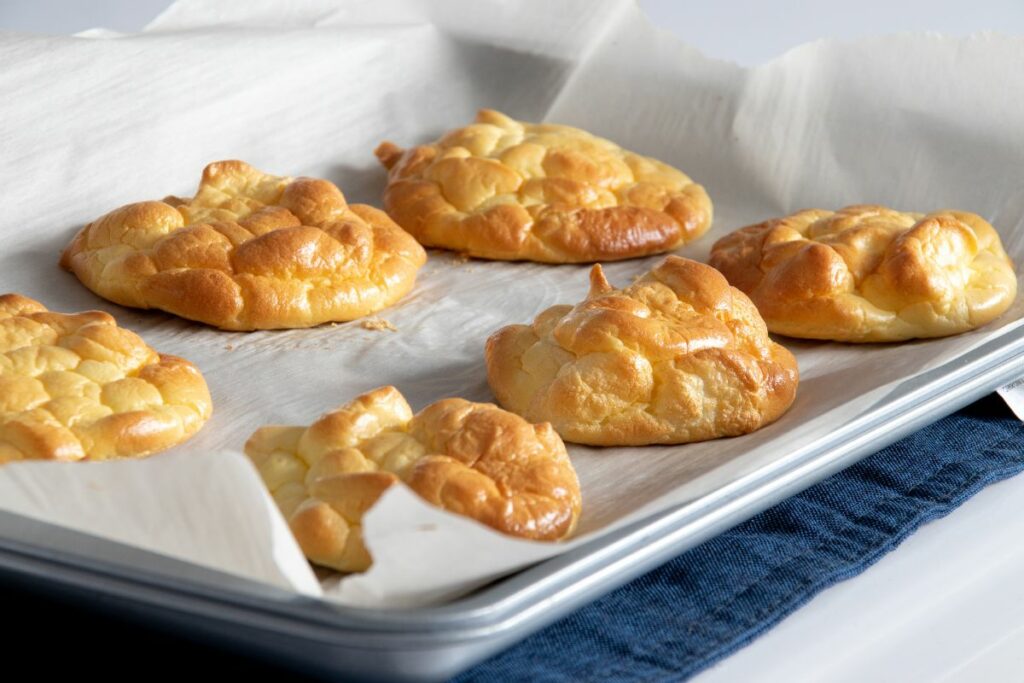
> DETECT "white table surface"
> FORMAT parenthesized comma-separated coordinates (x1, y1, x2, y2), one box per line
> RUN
(3, 1, 1024, 681)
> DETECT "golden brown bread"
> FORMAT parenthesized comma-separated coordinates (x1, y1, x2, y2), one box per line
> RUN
(485, 256, 798, 446)
(375, 109, 713, 263)
(709, 205, 1018, 342)
(0, 294, 212, 463)
(61, 161, 427, 331)
(245, 386, 582, 572)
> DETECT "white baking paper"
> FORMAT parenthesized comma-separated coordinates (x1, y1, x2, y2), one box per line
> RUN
(0, 449, 322, 595)
(0, 0, 1022, 608)
(997, 376, 1024, 421)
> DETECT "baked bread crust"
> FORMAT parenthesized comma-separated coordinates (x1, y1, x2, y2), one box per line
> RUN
(0, 294, 212, 463)
(485, 256, 798, 446)
(375, 109, 713, 263)
(709, 205, 1018, 342)
(245, 386, 582, 572)
(61, 161, 427, 331)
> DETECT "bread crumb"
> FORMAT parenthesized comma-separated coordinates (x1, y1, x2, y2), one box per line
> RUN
(452, 252, 471, 264)
(223, 343, 235, 351)
(360, 318, 397, 332)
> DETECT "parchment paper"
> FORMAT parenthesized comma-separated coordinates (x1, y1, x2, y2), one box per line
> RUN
(0, 0, 1022, 608)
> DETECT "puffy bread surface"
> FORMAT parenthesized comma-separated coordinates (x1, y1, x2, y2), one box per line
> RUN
(485, 256, 799, 446)
(709, 205, 1018, 342)
(0, 294, 212, 463)
(61, 161, 427, 330)
(375, 109, 712, 263)
(245, 386, 582, 572)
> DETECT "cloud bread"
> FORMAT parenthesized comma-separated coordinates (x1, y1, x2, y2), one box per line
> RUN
(375, 109, 713, 263)
(0, 294, 212, 463)
(709, 205, 1018, 342)
(245, 386, 582, 572)
(61, 161, 427, 330)
(485, 256, 798, 446)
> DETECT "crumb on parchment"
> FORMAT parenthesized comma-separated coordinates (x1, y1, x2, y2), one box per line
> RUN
(360, 318, 397, 332)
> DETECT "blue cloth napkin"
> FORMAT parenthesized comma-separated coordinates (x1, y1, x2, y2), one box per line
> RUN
(454, 394, 1024, 682)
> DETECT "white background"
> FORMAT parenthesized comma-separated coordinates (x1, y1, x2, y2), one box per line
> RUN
(2, 1, 1024, 681)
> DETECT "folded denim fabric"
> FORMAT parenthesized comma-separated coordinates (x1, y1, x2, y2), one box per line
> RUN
(456, 394, 1024, 682)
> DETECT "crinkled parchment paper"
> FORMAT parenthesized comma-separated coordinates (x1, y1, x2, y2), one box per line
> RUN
(0, 0, 1022, 607)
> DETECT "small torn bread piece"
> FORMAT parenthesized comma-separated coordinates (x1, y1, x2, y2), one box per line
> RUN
(61, 161, 427, 330)
(375, 109, 712, 263)
(245, 386, 582, 572)
(360, 318, 396, 332)
(0, 294, 211, 463)
(486, 256, 798, 446)
(709, 205, 1018, 342)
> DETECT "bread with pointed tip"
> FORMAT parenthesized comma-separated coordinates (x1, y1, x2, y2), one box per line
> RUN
(485, 256, 798, 446)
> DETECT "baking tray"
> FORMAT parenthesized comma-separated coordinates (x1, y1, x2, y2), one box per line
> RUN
(1, 321, 1022, 682)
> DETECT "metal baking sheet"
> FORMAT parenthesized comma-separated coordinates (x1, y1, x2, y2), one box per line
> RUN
(3, 1, 1024, 679)
(1, 321, 1022, 681)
